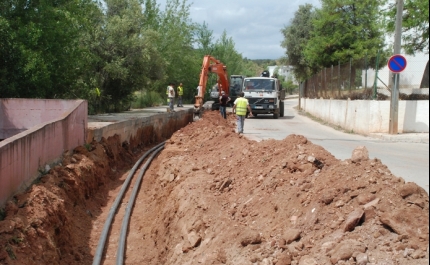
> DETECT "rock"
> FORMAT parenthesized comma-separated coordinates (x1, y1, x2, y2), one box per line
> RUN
(329, 239, 366, 264)
(298, 255, 318, 265)
(219, 179, 232, 191)
(276, 252, 292, 265)
(283, 228, 302, 244)
(240, 231, 262, 246)
(355, 253, 368, 265)
(321, 241, 337, 253)
(343, 209, 364, 232)
(411, 249, 425, 259)
(351, 146, 369, 163)
(187, 231, 202, 247)
(398, 182, 420, 198)
(356, 193, 376, 205)
(0, 220, 15, 233)
(363, 198, 380, 210)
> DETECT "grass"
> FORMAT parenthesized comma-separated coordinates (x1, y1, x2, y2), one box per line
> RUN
(131, 91, 164, 108)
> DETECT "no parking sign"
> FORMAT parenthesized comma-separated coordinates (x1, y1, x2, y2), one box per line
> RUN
(388, 54, 407, 73)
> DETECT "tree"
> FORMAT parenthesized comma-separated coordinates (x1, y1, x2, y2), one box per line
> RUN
(304, 0, 388, 70)
(0, 0, 96, 98)
(386, 0, 429, 55)
(281, 4, 316, 81)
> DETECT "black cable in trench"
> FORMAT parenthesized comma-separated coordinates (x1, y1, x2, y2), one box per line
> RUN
(92, 142, 165, 265)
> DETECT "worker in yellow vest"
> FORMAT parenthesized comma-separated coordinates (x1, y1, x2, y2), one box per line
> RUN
(232, 92, 253, 134)
(177, 83, 184, 107)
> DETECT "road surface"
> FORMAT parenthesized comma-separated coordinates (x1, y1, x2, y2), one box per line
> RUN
(242, 98, 429, 193)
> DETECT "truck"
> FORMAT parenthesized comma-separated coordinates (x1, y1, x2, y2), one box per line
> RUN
(241, 76, 285, 119)
(209, 75, 245, 109)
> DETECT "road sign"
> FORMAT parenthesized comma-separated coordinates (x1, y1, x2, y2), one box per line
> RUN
(388, 54, 407, 73)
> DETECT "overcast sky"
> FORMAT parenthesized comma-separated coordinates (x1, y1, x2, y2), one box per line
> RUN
(157, 0, 321, 60)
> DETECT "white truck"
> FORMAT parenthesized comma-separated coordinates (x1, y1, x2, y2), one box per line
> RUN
(242, 76, 285, 119)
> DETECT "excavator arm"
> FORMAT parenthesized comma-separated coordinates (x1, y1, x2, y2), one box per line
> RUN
(194, 55, 229, 117)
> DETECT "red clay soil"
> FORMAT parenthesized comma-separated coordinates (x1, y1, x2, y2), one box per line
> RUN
(0, 111, 428, 265)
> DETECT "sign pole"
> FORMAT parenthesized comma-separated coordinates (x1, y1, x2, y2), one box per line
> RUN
(389, 0, 404, 134)
(389, 74, 400, 134)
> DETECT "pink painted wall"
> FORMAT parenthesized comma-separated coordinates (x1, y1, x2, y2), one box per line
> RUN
(0, 99, 87, 206)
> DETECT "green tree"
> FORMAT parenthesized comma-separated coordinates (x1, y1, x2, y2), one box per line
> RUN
(304, 0, 387, 70)
(281, 4, 316, 81)
(386, 0, 429, 55)
(0, 0, 96, 98)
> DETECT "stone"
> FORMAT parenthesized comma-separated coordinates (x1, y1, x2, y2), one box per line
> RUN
(276, 252, 292, 265)
(187, 231, 202, 248)
(351, 146, 369, 163)
(363, 198, 380, 210)
(240, 231, 262, 246)
(298, 255, 318, 265)
(398, 182, 420, 198)
(355, 253, 368, 265)
(356, 193, 376, 205)
(329, 239, 366, 264)
(343, 209, 364, 232)
(283, 228, 302, 244)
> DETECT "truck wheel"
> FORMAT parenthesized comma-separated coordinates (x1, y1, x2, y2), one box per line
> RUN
(273, 112, 279, 119)
(280, 101, 284, 117)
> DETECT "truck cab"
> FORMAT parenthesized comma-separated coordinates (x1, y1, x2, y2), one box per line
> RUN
(241, 77, 285, 119)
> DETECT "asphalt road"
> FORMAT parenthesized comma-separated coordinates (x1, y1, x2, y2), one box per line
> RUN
(242, 98, 429, 194)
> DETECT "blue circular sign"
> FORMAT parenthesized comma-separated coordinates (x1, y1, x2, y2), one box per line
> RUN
(388, 54, 407, 73)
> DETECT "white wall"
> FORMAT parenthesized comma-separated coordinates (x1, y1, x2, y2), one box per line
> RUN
(302, 98, 429, 134)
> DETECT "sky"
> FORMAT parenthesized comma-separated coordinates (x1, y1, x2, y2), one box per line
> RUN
(157, 0, 321, 60)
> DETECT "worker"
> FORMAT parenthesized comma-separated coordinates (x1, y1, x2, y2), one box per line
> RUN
(219, 90, 231, 119)
(232, 92, 252, 134)
(168, 83, 175, 112)
(166, 86, 170, 105)
(177, 83, 184, 107)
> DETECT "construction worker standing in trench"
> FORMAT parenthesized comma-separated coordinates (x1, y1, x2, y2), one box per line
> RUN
(232, 92, 252, 134)
(177, 83, 184, 107)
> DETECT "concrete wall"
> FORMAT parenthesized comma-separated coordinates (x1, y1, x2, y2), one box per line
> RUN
(0, 99, 84, 139)
(0, 99, 88, 206)
(302, 98, 429, 134)
(86, 110, 194, 145)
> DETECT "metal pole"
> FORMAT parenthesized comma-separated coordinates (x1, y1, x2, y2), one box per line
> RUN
(338, 61, 341, 97)
(389, 0, 403, 134)
(349, 57, 352, 92)
(364, 54, 368, 90)
(373, 50, 381, 99)
(298, 82, 302, 110)
(389, 74, 400, 134)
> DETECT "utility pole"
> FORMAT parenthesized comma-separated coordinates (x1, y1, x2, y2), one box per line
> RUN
(389, 0, 403, 134)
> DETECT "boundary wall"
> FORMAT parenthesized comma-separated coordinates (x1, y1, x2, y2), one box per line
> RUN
(0, 99, 87, 206)
(301, 98, 429, 134)
(86, 110, 194, 146)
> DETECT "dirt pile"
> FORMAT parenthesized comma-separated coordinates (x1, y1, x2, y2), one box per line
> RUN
(0, 111, 429, 265)
(133, 111, 429, 265)
(0, 135, 145, 265)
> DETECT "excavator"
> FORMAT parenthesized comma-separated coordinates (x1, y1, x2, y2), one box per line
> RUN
(194, 55, 230, 119)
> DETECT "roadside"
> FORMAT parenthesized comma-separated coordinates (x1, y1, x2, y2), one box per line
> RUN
(293, 103, 429, 144)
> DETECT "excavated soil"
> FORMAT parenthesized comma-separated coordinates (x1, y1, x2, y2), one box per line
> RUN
(0, 111, 429, 265)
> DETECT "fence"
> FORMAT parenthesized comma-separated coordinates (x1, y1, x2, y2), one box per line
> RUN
(302, 54, 429, 99)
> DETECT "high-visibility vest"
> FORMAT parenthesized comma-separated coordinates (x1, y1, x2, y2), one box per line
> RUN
(235, 97, 248, 116)
(178, 86, 183, 96)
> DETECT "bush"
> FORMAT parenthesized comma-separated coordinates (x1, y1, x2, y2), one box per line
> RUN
(131, 91, 163, 108)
